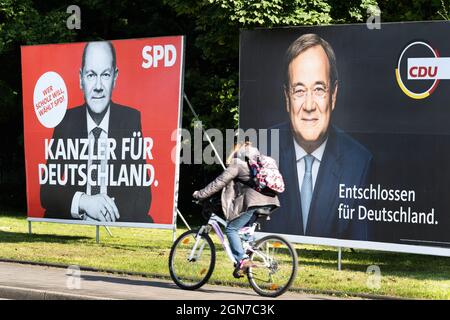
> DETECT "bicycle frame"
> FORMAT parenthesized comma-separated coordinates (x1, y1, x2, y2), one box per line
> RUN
(189, 213, 273, 268)
(190, 213, 237, 264)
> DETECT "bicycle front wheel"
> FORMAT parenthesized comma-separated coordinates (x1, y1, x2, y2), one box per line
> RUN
(169, 229, 216, 290)
(247, 235, 298, 297)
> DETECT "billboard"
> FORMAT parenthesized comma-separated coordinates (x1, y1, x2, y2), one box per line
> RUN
(240, 22, 450, 256)
(21, 36, 185, 226)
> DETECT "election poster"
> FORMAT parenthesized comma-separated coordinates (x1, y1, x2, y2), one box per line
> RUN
(240, 22, 450, 256)
(21, 36, 185, 226)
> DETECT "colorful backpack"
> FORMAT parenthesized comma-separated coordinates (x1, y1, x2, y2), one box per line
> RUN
(246, 155, 285, 196)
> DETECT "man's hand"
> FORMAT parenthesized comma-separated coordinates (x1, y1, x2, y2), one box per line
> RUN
(79, 194, 120, 222)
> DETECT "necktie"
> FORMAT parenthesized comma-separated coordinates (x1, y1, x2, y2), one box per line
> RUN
(301, 154, 314, 234)
(91, 127, 103, 195)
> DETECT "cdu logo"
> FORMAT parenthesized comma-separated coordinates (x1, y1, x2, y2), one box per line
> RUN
(395, 41, 447, 99)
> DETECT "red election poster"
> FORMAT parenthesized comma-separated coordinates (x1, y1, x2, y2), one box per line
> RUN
(21, 36, 185, 226)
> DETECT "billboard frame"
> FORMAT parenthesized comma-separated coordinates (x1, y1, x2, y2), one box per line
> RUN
(239, 23, 450, 258)
(23, 35, 186, 239)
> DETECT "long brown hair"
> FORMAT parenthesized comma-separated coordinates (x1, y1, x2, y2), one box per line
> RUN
(226, 141, 251, 165)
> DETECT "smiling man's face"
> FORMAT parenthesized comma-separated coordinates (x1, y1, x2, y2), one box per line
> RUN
(80, 42, 117, 115)
(285, 45, 337, 153)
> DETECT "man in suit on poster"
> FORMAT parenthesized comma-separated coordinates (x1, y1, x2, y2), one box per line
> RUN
(262, 34, 372, 240)
(40, 41, 152, 223)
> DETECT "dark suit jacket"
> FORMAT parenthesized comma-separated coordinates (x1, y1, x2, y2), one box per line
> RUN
(40, 102, 152, 223)
(262, 122, 372, 240)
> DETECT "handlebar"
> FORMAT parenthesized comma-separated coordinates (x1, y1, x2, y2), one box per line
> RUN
(192, 199, 201, 205)
(192, 195, 222, 220)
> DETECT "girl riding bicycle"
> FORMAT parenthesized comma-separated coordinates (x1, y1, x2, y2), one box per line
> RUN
(193, 142, 280, 277)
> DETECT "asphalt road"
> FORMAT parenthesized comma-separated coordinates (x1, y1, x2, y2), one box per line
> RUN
(0, 261, 354, 300)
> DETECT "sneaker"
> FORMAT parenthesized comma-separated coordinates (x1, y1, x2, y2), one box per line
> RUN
(239, 258, 257, 271)
(232, 259, 258, 278)
(232, 264, 245, 279)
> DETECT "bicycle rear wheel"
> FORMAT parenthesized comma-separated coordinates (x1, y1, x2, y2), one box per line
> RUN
(169, 229, 216, 290)
(247, 235, 298, 297)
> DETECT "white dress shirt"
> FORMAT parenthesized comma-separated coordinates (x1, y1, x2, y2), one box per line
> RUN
(70, 108, 110, 218)
(293, 137, 328, 197)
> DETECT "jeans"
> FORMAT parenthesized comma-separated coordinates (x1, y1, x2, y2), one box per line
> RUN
(225, 208, 257, 264)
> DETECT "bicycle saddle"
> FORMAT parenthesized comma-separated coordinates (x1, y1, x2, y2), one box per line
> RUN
(254, 206, 277, 220)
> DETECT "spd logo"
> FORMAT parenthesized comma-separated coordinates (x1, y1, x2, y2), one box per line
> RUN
(395, 41, 449, 99)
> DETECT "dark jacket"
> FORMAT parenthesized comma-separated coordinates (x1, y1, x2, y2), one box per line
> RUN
(40, 102, 152, 223)
(262, 122, 373, 240)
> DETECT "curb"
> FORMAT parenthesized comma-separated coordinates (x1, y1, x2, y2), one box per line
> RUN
(0, 285, 115, 300)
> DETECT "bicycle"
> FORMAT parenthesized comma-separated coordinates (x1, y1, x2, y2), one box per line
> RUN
(168, 198, 298, 297)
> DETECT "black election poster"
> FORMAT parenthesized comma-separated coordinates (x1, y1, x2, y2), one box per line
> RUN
(240, 21, 450, 255)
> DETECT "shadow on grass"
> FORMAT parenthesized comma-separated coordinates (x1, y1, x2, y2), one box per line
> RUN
(0, 231, 91, 244)
(0, 229, 171, 252)
(97, 242, 171, 252)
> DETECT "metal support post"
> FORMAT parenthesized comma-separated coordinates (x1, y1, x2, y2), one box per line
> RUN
(338, 247, 342, 271)
(104, 226, 113, 237)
